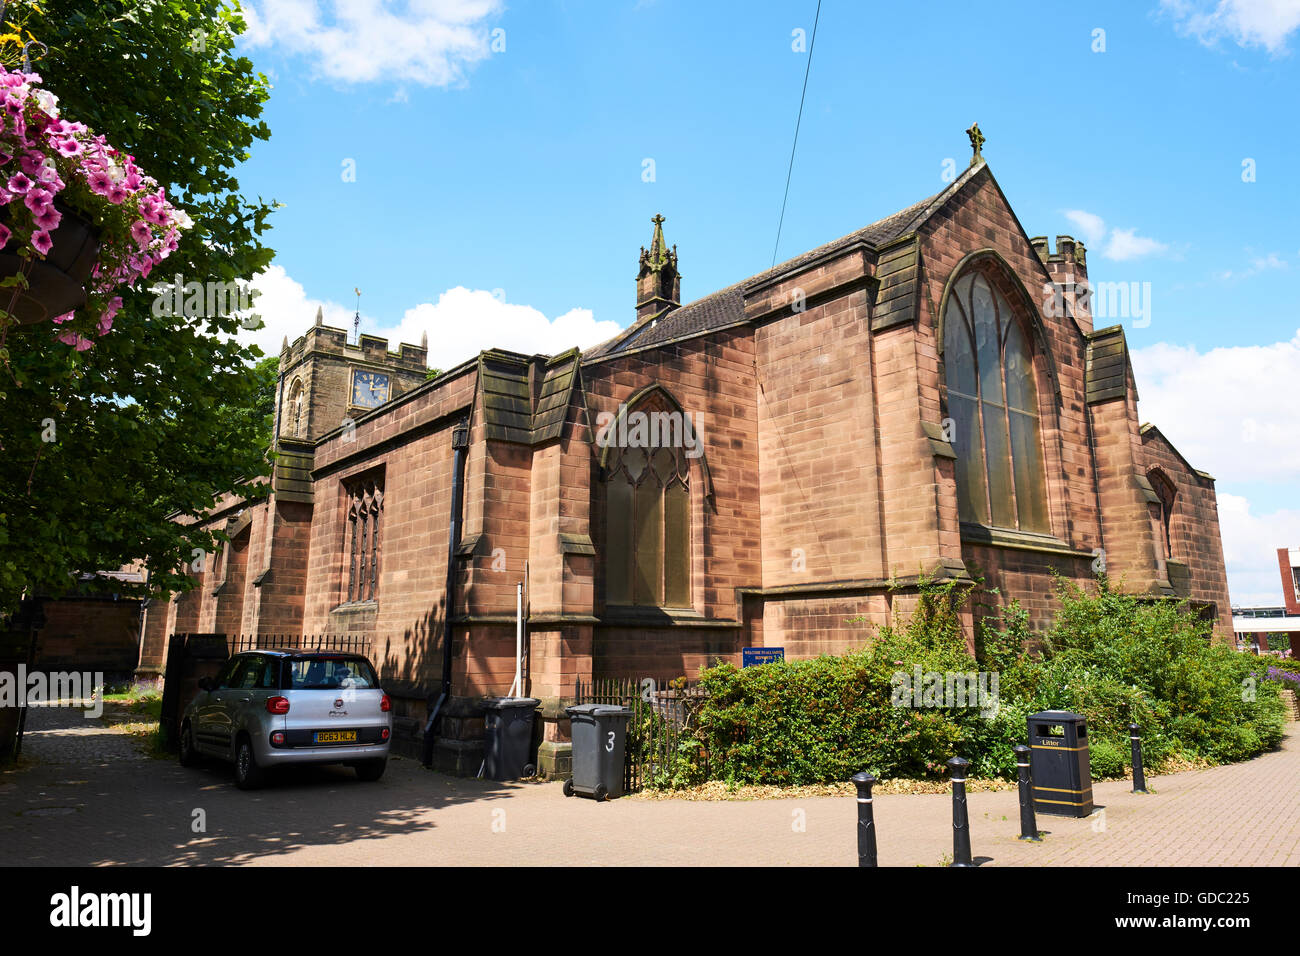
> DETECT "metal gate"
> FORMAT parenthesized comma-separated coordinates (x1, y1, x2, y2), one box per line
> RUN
(573, 676, 707, 792)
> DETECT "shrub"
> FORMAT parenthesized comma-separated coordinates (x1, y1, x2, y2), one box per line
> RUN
(1087, 737, 1126, 779)
(671, 575, 1286, 788)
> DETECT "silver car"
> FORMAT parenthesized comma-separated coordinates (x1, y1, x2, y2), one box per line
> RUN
(178, 650, 392, 789)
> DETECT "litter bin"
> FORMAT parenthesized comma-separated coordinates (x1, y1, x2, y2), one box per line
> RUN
(564, 703, 632, 800)
(1027, 710, 1093, 817)
(482, 697, 540, 781)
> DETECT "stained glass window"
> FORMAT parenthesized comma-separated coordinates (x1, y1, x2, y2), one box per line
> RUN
(603, 400, 692, 608)
(343, 476, 383, 603)
(944, 270, 1050, 533)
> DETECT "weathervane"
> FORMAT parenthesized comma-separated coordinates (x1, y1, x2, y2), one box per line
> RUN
(966, 122, 985, 166)
(353, 287, 361, 343)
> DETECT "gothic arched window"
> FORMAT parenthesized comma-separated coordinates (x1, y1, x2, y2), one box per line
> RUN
(943, 268, 1050, 533)
(603, 393, 691, 608)
(344, 475, 383, 603)
(286, 379, 305, 439)
(1149, 469, 1177, 559)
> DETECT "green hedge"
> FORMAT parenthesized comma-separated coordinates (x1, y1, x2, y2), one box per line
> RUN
(671, 576, 1287, 787)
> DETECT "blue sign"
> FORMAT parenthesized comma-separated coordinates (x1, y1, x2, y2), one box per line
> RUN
(742, 647, 785, 668)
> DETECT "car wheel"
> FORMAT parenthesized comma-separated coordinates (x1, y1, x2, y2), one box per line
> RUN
(355, 758, 386, 782)
(234, 737, 265, 790)
(523, 763, 537, 778)
(178, 721, 200, 768)
(563, 777, 575, 797)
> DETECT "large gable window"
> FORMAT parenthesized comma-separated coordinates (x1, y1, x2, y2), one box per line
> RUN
(943, 268, 1050, 534)
(603, 393, 692, 608)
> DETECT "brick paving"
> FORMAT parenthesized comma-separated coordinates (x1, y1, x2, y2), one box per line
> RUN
(2, 706, 1297, 867)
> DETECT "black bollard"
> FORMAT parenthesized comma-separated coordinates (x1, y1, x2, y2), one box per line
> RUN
(1013, 744, 1041, 841)
(947, 756, 973, 867)
(851, 771, 878, 867)
(1129, 722, 1148, 793)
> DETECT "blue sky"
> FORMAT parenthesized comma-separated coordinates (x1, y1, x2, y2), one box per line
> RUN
(232, 0, 1300, 606)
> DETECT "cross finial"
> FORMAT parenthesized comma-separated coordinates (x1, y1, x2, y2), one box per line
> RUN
(651, 213, 665, 227)
(966, 122, 985, 166)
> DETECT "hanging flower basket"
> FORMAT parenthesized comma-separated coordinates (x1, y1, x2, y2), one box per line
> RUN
(0, 197, 99, 324)
(0, 64, 190, 349)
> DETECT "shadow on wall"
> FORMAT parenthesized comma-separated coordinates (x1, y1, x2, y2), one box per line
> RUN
(378, 596, 446, 693)
(377, 597, 447, 753)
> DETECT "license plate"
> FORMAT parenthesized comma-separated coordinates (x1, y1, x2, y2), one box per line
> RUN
(314, 730, 357, 744)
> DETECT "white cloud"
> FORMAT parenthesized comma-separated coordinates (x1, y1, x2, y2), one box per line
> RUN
(1252, 252, 1291, 271)
(1132, 329, 1300, 483)
(1162, 0, 1300, 54)
(1217, 494, 1300, 605)
(239, 0, 503, 86)
(237, 265, 620, 372)
(1103, 227, 1170, 261)
(1057, 210, 1168, 261)
(1218, 252, 1289, 280)
(1132, 329, 1300, 605)
(1063, 209, 1107, 248)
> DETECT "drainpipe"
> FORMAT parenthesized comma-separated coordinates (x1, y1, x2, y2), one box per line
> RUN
(1084, 403, 1108, 575)
(422, 417, 470, 767)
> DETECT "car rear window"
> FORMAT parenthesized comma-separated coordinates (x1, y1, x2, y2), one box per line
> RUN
(285, 656, 379, 690)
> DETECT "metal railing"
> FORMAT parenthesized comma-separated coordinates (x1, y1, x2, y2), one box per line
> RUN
(574, 675, 708, 792)
(226, 634, 373, 658)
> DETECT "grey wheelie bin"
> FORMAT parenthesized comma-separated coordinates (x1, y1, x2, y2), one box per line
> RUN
(564, 703, 633, 800)
(483, 696, 540, 780)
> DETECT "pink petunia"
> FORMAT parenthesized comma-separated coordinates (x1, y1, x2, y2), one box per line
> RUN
(53, 138, 82, 157)
(33, 203, 61, 231)
(98, 295, 122, 334)
(51, 310, 74, 325)
(6, 171, 30, 194)
(107, 183, 128, 205)
(24, 187, 51, 214)
(130, 219, 152, 250)
(30, 230, 52, 256)
(57, 330, 94, 351)
(87, 169, 113, 195)
(0, 223, 11, 248)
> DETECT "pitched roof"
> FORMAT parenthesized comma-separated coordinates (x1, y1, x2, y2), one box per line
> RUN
(585, 163, 986, 360)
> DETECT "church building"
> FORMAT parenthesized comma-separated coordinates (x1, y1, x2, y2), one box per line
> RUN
(137, 133, 1233, 776)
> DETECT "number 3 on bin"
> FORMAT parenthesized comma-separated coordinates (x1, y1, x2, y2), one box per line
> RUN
(606, 731, 615, 752)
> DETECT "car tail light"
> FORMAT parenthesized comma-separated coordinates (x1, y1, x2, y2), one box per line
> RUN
(267, 696, 290, 715)
(380, 693, 391, 713)
(270, 732, 285, 746)
(380, 727, 390, 741)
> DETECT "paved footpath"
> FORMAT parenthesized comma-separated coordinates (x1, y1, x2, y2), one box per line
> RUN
(2, 706, 1298, 866)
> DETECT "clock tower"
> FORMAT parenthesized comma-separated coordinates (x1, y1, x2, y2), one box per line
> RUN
(277, 308, 429, 443)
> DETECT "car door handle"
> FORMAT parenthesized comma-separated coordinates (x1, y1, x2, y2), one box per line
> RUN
(237, 697, 251, 703)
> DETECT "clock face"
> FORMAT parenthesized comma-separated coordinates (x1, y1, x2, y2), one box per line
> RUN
(351, 369, 391, 409)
